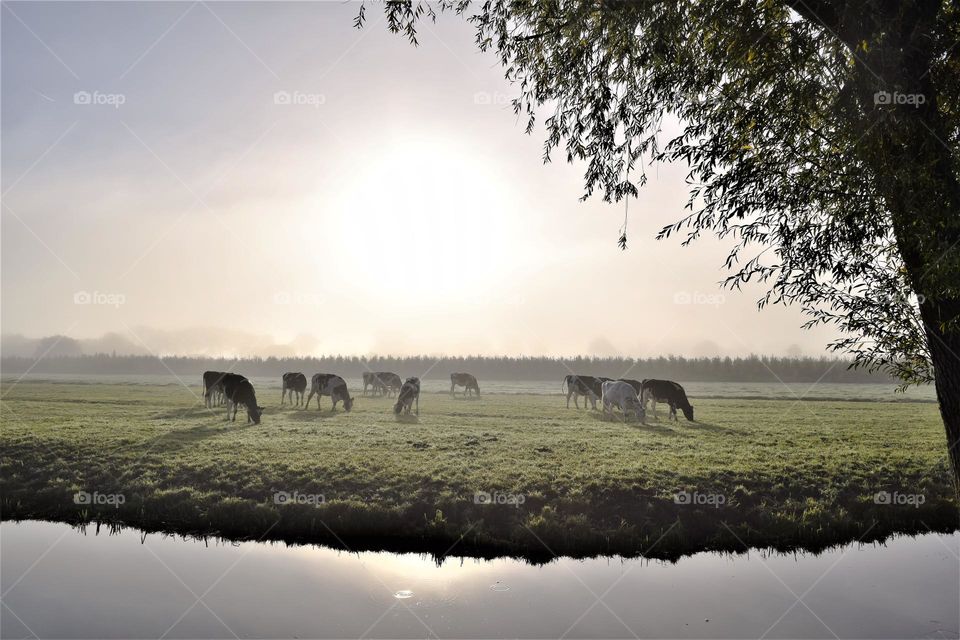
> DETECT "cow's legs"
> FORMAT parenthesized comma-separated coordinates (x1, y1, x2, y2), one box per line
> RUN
(415, 395, 419, 415)
(281, 388, 286, 405)
(305, 389, 317, 409)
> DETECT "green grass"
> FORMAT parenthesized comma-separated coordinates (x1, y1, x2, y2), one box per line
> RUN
(1, 381, 956, 560)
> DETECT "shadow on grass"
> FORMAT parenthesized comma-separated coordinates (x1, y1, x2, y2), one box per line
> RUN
(283, 409, 349, 421)
(151, 406, 228, 420)
(394, 413, 420, 425)
(147, 420, 259, 452)
(685, 420, 746, 435)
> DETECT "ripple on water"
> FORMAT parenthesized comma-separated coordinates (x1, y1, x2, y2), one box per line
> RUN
(394, 590, 414, 599)
(490, 581, 510, 592)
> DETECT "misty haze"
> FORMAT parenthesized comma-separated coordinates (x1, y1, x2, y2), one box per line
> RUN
(2, 2, 958, 639)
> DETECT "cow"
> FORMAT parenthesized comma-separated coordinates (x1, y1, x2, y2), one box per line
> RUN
(202, 371, 227, 408)
(221, 373, 263, 424)
(640, 379, 695, 422)
(601, 380, 645, 421)
(394, 377, 420, 415)
(281, 372, 307, 406)
(362, 372, 402, 397)
(376, 372, 402, 397)
(305, 373, 354, 412)
(362, 372, 380, 396)
(450, 372, 480, 397)
(561, 375, 612, 410)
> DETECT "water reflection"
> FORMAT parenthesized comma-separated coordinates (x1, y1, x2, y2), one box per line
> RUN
(2, 520, 956, 639)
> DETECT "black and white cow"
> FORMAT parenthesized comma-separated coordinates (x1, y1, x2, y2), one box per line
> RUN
(562, 375, 612, 410)
(306, 373, 354, 411)
(601, 380, 645, 421)
(281, 372, 307, 406)
(450, 372, 480, 397)
(394, 377, 420, 415)
(376, 372, 402, 397)
(640, 379, 694, 422)
(202, 371, 227, 408)
(221, 373, 263, 424)
(362, 372, 402, 397)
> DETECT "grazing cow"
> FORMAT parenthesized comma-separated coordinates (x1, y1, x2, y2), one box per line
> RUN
(281, 372, 307, 406)
(221, 373, 263, 424)
(305, 373, 354, 411)
(362, 372, 379, 396)
(561, 375, 611, 410)
(601, 380, 645, 421)
(202, 371, 227, 408)
(376, 372, 402, 397)
(450, 372, 480, 397)
(619, 379, 643, 395)
(362, 372, 402, 397)
(394, 377, 421, 415)
(640, 379, 695, 422)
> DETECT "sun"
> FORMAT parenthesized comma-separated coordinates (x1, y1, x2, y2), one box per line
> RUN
(329, 135, 519, 306)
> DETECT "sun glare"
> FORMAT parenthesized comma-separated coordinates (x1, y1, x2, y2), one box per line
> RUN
(330, 137, 518, 305)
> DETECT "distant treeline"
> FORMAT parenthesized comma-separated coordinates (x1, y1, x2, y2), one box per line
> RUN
(0, 354, 894, 383)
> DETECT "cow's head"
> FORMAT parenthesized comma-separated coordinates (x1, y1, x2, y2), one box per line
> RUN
(250, 405, 264, 424)
(681, 404, 694, 421)
(343, 396, 354, 412)
(627, 397, 645, 422)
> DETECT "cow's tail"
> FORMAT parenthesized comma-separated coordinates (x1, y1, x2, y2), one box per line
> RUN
(561, 376, 568, 394)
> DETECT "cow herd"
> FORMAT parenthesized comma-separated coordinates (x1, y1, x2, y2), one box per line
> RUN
(563, 375, 695, 422)
(201, 370, 694, 425)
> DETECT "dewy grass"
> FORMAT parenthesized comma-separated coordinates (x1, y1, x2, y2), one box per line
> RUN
(1, 381, 956, 561)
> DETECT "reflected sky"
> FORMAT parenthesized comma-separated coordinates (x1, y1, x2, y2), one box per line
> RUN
(2, 520, 957, 638)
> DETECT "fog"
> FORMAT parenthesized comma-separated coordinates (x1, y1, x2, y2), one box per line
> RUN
(2, 2, 840, 358)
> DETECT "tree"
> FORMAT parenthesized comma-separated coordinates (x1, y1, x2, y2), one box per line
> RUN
(365, 0, 960, 487)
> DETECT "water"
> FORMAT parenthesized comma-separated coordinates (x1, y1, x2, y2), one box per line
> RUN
(0, 373, 938, 401)
(2, 520, 956, 638)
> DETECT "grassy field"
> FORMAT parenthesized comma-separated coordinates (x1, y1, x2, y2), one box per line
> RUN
(1, 381, 956, 560)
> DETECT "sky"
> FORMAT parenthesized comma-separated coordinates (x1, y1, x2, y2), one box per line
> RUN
(1, 2, 841, 358)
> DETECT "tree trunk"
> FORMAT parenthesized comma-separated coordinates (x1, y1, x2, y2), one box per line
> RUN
(922, 307, 960, 492)
(848, 2, 960, 489)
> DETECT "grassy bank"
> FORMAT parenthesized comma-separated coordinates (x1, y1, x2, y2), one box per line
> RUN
(1, 381, 956, 561)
